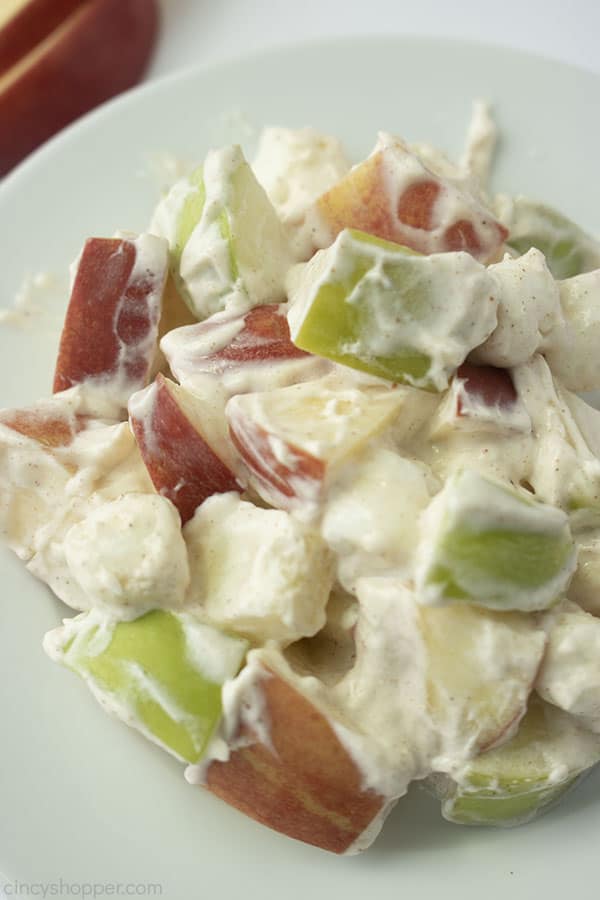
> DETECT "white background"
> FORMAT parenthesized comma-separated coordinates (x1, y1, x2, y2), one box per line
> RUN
(150, 0, 600, 78)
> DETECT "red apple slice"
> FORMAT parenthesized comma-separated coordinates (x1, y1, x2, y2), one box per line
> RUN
(0, 0, 159, 174)
(226, 376, 408, 510)
(162, 303, 329, 394)
(311, 137, 508, 262)
(129, 374, 240, 524)
(204, 656, 387, 854)
(53, 234, 168, 414)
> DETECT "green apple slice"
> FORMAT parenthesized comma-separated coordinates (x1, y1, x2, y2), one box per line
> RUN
(415, 469, 576, 611)
(44, 609, 248, 763)
(152, 146, 292, 320)
(502, 196, 600, 280)
(287, 228, 498, 391)
(432, 697, 600, 826)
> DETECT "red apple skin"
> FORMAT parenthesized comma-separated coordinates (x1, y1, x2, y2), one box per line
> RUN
(53, 237, 164, 404)
(130, 374, 240, 524)
(455, 363, 517, 415)
(0, 0, 86, 76)
(316, 154, 508, 262)
(228, 413, 325, 507)
(0, 406, 84, 447)
(0, 0, 159, 174)
(205, 666, 386, 854)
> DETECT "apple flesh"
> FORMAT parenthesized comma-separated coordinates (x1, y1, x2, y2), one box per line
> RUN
(287, 228, 498, 391)
(153, 146, 292, 320)
(420, 603, 546, 754)
(415, 469, 577, 612)
(204, 652, 387, 854)
(44, 608, 248, 764)
(129, 373, 240, 524)
(54, 235, 168, 414)
(226, 373, 409, 510)
(431, 697, 600, 826)
(0, 0, 159, 174)
(309, 136, 508, 262)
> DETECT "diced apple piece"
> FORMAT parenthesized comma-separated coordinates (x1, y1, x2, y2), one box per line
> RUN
(544, 270, 600, 392)
(429, 364, 531, 438)
(0, 415, 73, 559)
(309, 134, 508, 261)
(321, 448, 435, 591)
(287, 229, 498, 391)
(161, 304, 329, 396)
(151, 145, 292, 319)
(0, 0, 159, 174)
(203, 649, 387, 854)
(184, 492, 334, 643)
(568, 532, 600, 616)
(63, 493, 189, 618)
(53, 234, 168, 415)
(251, 126, 351, 259)
(500, 195, 600, 280)
(26, 422, 155, 613)
(44, 609, 248, 764)
(0, 395, 85, 448)
(420, 602, 547, 755)
(512, 356, 600, 510)
(430, 697, 600, 826)
(129, 374, 240, 524)
(226, 373, 409, 511)
(470, 249, 563, 368)
(536, 601, 600, 730)
(329, 580, 545, 794)
(415, 469, 577, 612)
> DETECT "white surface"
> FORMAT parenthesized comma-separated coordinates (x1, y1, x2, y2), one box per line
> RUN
(152, 0, 600, 77)
(1, 31, 600, 900)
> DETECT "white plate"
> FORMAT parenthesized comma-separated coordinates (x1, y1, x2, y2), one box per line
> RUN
(1, 36, 599, 900)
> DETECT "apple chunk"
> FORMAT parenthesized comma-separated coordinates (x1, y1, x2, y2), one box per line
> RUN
(203, 650, 387, 854)
(44, 608, 248, 764)
(309, 134, 508, 261)
(54, 234, 168, 414)
(0, 0, 159, 174)
(415, 469, 577, 612)
(129, 374, 240, 523)
(151, 145, 292, 319)
(226, 374, 408, 511)
(430, 697, 600, 826)
(287, 228, 498, 391)
(161, 304, 328, 395)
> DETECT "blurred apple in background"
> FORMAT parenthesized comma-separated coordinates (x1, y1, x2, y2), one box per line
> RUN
(0, 0, 159, 175)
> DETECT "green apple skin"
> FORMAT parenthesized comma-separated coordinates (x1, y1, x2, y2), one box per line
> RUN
(430, 697, 600, 826)
(46, 609, 248, 764)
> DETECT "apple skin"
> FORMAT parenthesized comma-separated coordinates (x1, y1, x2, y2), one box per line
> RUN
(0, 0, 86, 76)
(205, 664, 386, 854)
(455, 363, 517, 414)
(0, 0, 159, 174)
(53, 236, 166, 409)
(129, 374, 241, 524)
(0, 406, 84, 447)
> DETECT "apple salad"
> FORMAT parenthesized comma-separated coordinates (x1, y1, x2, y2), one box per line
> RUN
(3, 106, 600, 855)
